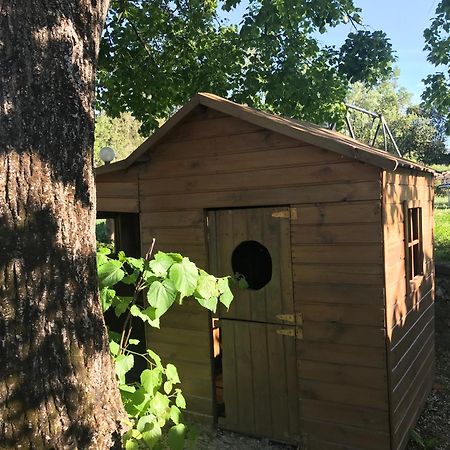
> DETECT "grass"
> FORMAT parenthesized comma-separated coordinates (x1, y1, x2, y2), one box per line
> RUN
(435, 208, 450, 263)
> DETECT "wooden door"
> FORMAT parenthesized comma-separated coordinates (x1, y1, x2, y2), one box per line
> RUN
(208, 207, 300, 443)
(208, 207, 295, 324)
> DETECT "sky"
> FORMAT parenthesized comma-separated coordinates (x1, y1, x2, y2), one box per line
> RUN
(221, 0, 440, 103)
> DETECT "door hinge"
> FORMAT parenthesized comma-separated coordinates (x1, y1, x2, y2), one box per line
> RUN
(276, 327, 303, 339)
(271, 208, 298, 220)
(276, 312, 303, 325)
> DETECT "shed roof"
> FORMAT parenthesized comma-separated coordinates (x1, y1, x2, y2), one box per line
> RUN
(96, 93, 434, 176)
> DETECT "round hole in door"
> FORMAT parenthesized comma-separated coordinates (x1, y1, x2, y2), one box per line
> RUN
(231, 240, 272, 290)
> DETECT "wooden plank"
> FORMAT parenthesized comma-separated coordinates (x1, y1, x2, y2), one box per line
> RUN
(140, 210, 204, 228)
(298, 360, 387, 390)
(293, 264, 383, 285)
(301, 419, 391, 450)
(291, 223, 382, 244)
(393, 366, 434, 450)
(295, 283, 384, 306)
(292, 244, 382, 265)
(183, 394, 213, 417)
(220, 320, 239, 430)
(140, 227, 205, 245)
(249, 323, 272, 437)
(303, 321, 385, 348)
(139, 180, 382, 211)
(297, 341, 387, 368)
(292, 200, 381, 225)
(165, 115, 264, 142)
(150, 341, 211, 365)
(140, 162, 379, 196)
(389, 290, 434, 352)
(299, 379, 388, 411)
(299, 398, 390, 432)
(384, 184, 433, 204)
(384, 171, 434, 186)
(96, 182, 138, 198)
(300, 303, 385, 327)
(140, 146, 347, 180)
(234, 322, 255, 434)
(152, 129, 301, 161)
(97, 197, 139, 213)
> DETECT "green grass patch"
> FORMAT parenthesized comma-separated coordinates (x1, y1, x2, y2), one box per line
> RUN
(435, 209, 450, 262)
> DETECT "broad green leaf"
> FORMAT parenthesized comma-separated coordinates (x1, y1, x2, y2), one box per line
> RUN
(98, 260, 125, 288)
(150, 252, 175, 277)
(125, 439, 139, 450)
(166, 252, 183, 262)
(118, 250, 126, 262)
(168, 424, 186, 450)
(150, 391, 170, 417)
(113, 296, 132, 317)
(147, 349, 162, 367)
(142, 423, 162, 447)
(127, 257, 144, 271)
(130, 305, 141, 317)
(109, 340, 120, 356)
(128, 338, 140, 345)
(195, 295, 218, 312)
(97, 247, 111, 255)
(169, 258, 199, 300)
(164, 381, 172, 395)
(115, 354, 134, 383)
(136, 415, 156, 432)
(175, 391, 186, 409)
(170, 405, 181, 425)
(119, 384, 136, 393)
(121, 271, 139, 285)
(100, 287, 115, 312)
(96, 251, 109, 267)
(196, 273, 219, 299)
(218, 279, 233, 309)
(166, 364, 180, 384)
(147, 279, 176, 318)
(141, 368, 163, 396)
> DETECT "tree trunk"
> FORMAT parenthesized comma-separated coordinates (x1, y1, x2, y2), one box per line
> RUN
(0, 1, 125, 448)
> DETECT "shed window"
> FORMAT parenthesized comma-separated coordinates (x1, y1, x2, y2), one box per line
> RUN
(405, 206, 423, 281)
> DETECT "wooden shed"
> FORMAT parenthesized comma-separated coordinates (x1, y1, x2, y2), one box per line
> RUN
(96, 93, 435, 450)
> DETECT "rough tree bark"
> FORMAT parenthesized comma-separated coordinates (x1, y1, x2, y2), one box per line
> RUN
(0, 1, 125, 448)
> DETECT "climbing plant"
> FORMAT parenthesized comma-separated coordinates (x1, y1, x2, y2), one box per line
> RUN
(97, 244, 243, 449)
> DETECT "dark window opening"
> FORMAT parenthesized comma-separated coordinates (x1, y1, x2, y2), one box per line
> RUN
(406, 207, 423, 281)
(231, 240, 272, 290)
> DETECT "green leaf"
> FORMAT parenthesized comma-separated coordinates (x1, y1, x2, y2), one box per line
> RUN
(136, 415, 156, 432)
(175, 391, 186, 409)
(113, 296, 132, 317)
(109, 340, 120, 356)
(168, 424, 186, 450)
(127, 257, 144, 271)
(164, 381, 172, 395)
(119, 384, 136, 393)
(142, 423, 162, 447)
(218, 278, 233, 309)
(196, 273, 218, 299)
(147, 349, 162, 367)
(147, 279, 177, 318)
(100, 287, 116, 312)
(121, 271, 139, 285)
(170, 405, 181, 425)
(128, 338, 140, 345)
(166, 364, 181, 384)
(150, 391, 170, 417)
(169, 258, 199, 300)
(115, 354, 134, 383)
(150, 252, 175, 277)
(195, 295, 218, 312)
(98, 260, 125, 288)
(141, 368, 163, 396)
(125, 439, 139, 450)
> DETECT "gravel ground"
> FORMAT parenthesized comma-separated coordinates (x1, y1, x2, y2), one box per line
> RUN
(195, 275, 450, 450)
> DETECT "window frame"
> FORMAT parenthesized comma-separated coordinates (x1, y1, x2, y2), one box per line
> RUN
(403, 200, 424, 293)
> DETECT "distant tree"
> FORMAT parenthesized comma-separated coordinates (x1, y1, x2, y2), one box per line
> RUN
(422, 0, 450, 133)
(346, 78, 449, 164)
(94, 112, 144, 167)
(98, 0, 396, 135)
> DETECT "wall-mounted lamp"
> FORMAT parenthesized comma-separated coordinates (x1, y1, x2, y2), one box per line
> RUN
(99, 146, 116, 165)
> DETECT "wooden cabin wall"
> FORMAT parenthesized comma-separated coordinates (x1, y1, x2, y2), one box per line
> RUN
(96, 167, 140, 213)
(137, 106, 391, 444)
(382, 170, 435, 450)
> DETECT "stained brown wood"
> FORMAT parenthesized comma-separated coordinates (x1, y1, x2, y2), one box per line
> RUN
(95, 99, 435, 450)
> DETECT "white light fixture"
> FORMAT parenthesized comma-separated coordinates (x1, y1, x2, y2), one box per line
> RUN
(99, 146, 116, 165)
